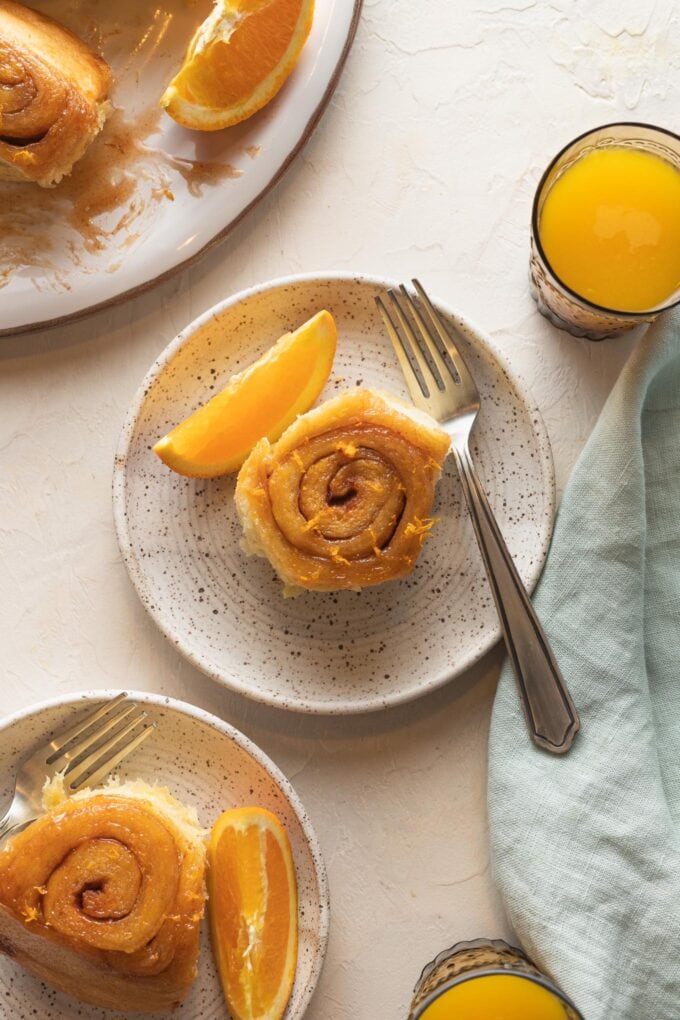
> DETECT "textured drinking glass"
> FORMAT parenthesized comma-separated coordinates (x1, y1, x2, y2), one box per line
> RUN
(408, 939, 584, 1019)
(530, 122, 680, 340)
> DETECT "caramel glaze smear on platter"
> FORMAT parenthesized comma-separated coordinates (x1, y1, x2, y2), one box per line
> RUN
(0, 0, 243, 289)
(0, 105, 241, 289)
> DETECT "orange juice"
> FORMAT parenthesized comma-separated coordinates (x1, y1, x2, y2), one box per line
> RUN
(419, 974, 569, 1019)
(539, 147, 680, 312)
(408, 940, 583, 1020)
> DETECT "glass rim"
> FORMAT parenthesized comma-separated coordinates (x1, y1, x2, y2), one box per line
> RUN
(411, 966, 586, 1019)
(531, 120, 680, 319)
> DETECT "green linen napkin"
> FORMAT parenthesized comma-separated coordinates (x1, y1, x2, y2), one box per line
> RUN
(488, 312, 680, 1020)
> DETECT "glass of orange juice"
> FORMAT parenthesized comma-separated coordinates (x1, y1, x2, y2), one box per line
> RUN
(408, 939, 584, 1020)
(530, 122, 680, 340)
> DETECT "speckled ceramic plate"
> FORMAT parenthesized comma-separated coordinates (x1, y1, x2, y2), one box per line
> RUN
(0, 690, 329, 1019)
(114, 273, 556, 714)
(1, 0, 362, 336)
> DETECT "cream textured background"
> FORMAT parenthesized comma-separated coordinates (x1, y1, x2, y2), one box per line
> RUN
(1, 0, 677, 1015)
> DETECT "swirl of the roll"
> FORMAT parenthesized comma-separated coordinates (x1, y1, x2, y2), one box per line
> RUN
(0, 783, 206, 1012)
(0, 1, 111, 186)
(235, 389, 451, 593)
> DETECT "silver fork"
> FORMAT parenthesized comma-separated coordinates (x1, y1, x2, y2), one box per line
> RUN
(376, 280, 580, 754)
(0, 693, 155, 840)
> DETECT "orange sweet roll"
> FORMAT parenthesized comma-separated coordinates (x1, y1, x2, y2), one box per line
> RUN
(0, 1, 112, 186)
(0, 779, 206, 1013)
(235, 389, 451, 594)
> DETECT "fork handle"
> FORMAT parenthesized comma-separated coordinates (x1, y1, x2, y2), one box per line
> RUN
(454, 445, 580, 754)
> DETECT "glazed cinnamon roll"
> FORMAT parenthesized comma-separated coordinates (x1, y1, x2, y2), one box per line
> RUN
(0, 1, 112, 187)
(235, 389, 451, 593)
(0, 780, 206, 1012)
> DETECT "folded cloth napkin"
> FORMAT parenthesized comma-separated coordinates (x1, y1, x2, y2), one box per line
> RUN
(488, 312, 680, 1020)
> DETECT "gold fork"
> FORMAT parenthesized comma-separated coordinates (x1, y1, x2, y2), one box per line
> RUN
(376, 280, 580, 754)
(0, 693, 155, 840)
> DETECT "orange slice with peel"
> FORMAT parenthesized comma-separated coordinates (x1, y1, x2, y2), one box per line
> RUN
(153, 310, 336, 477)
(161, 0, 315, 131)
(208, 807, 298, 1020)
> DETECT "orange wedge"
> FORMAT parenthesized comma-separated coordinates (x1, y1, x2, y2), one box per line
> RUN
(208, 807, 298, 1020)
(161, 0, 315, 131)
(153, 310, 336, 477)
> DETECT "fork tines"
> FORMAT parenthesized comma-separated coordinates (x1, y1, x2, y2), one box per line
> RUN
(375, 279, 477, 408)
(46, 695, 155, 792)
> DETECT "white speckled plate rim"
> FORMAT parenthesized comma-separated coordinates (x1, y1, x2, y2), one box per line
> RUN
(113, 271, 556, 714)
(0, 689, 330, 1018)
